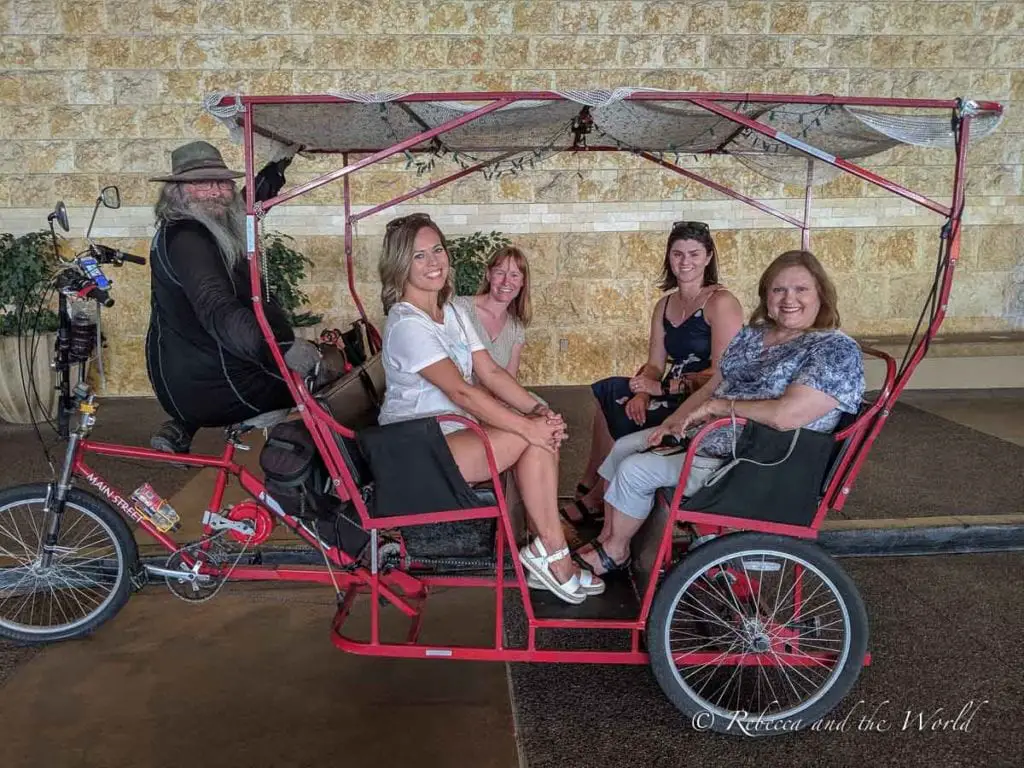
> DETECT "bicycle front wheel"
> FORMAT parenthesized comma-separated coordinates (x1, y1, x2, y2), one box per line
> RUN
(0, 483, 138, 644)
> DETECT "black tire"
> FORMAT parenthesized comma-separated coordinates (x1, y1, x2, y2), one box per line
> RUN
(0, 483, 139, 645)
(647, 532, 869, 737)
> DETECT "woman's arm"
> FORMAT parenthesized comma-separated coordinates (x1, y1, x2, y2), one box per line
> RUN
(506, 342, 524, 379)
(705, 384, 841, 430)
(417, 357, 562, 449)
(472, 348, 541, 415)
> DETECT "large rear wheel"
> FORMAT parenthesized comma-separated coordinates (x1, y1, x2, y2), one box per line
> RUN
(647, 532, 868, 736)
(0, 483, 138, 644)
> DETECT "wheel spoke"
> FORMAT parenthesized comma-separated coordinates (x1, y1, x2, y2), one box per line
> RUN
(655, 539, 861, 728)
(0, 493, 126, 638)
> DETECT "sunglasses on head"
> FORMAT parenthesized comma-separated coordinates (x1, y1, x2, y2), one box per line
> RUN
(672, 220, 710, 233)
(386, 213, 433, 232)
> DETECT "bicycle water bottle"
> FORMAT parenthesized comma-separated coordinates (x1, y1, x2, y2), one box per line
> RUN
(131, 483, 181, 533)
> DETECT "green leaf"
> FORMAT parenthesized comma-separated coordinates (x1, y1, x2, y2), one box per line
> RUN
(261, 230, 322, 328)
(0, 230, 60, 337)
(447, 230, 511, 296)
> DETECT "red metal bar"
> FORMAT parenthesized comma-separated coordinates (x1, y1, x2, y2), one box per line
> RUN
(80, 440, 243, 471)
(73, 459, 181, 552)
(372, 506, 498, 529)
(827, 113, 974, 514)
(331, 627, 649, 663)
(260, 99, 513, 210)
(638, 150, 805, 229)
(676, 510, 818, 540)
(494, 519, 505, 649)
(223, 93, 1003, 112)
(221, 566, 360, 586)
(533, 618, 642, 630)
(689, 97, 952, 217)
(341, 155, 381, 349)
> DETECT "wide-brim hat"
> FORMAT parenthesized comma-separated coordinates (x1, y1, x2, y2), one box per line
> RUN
(148, 140, 245, 182)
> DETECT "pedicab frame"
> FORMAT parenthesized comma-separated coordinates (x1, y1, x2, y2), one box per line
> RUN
(74, 90, 1002, 675)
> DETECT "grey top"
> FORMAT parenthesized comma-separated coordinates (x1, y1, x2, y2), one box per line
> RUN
(452, 295, 526, 372)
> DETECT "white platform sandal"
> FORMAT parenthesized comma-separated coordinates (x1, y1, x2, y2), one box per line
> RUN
(518, 539, 585, 605)
(526, 568, 605, 596)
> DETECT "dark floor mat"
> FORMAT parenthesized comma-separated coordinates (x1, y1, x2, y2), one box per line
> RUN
(840, 402, 1023, 519)
(505, 552, 1024, 768)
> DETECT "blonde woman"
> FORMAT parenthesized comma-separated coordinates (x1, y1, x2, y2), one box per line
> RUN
(376, 213, 603, 605)
(452, 245, 532, 378)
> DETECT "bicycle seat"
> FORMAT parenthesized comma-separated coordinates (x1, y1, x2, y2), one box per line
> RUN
(234, 408, 292, 431)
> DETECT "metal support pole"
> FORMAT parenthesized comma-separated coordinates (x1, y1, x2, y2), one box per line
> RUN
(341, 155, 380, 347)
(802, 158, 814, 250)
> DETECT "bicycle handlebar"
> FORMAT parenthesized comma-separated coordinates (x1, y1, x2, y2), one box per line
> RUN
(88, 242, 146, 266)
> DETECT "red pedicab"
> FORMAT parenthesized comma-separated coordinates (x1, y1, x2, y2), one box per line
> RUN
(0, 89, 1004, 736)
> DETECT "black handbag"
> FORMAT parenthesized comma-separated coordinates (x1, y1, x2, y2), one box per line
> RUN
(684, 419, 837, 527)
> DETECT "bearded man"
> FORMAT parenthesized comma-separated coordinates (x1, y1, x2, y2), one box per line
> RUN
(145, 141, 300, 454)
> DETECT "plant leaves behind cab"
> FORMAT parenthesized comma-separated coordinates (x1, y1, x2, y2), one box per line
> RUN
(448, 230, 510, 296)
(261, 231, 323, 328)
(0, 231, 60, 337)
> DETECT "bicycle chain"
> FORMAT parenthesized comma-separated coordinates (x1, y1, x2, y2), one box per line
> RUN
(164, 531, 252, 604)
(162, 524, 367, 607)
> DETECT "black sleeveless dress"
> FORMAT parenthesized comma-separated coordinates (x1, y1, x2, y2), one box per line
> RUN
(591, 292, 715, 440)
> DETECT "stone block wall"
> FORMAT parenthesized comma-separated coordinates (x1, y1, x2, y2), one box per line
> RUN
(1, 0, 1021, 396)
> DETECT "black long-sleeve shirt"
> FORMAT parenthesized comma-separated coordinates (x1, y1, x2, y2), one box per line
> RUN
(145, 220, 295, 427)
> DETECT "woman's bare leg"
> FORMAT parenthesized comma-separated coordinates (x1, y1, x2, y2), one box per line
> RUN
(446, 427, 576, 584)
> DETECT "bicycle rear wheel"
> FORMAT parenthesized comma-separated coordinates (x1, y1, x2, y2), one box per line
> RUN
(647, 532, 869, 736)
(0, 483, 138, 644)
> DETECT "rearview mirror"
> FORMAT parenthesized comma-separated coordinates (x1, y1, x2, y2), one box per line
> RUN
(49, 201, 69, 232)
(101, 186, 121, 209)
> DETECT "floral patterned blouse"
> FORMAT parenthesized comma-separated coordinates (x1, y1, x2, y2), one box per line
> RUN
(695, 325, 866, 458)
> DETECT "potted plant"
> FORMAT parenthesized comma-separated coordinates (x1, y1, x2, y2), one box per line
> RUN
(0, 231, 61, 423)
(262, 231, 323, 329)
(447, 230, 510, 296)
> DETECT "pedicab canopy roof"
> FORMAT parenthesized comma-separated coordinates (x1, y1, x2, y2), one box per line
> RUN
(204, 89, 1004, 187)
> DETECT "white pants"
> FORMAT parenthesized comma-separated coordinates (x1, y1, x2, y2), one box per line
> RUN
(597, 428, 687, 520)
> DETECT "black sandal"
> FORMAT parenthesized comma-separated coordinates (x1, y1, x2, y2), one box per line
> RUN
(574, 482, 591, 499)
(560, 499, 604, 527)
(572, 540, 631, 576)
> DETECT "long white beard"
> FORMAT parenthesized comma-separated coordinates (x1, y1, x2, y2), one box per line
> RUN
(156, 186, 247, 272)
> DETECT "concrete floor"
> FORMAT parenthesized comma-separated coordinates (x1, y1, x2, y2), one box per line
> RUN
(0, 389, 1022, 768)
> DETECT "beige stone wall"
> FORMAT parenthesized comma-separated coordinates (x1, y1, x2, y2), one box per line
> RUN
(1, 0, 1022, 396)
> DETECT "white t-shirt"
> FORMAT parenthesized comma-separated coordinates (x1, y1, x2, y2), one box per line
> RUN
(378, 301, 487, 434)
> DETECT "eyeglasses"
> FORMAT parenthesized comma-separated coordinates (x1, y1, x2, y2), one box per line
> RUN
(672, 220, 710, 233)
(386, 213, 433, 232)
